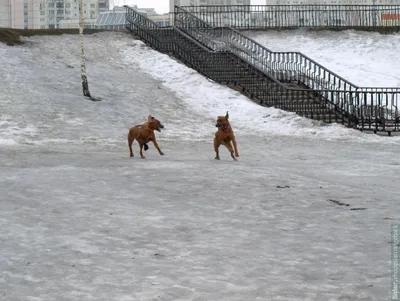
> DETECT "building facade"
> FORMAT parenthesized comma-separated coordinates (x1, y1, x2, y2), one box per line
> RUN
(38, 0, 109, 29)
(0, 0, 109, 29)
(0, 0, 42, 28)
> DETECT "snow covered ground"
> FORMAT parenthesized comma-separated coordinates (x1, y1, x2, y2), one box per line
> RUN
(244, 29, 400, 88)
(0, 31, 399, 301)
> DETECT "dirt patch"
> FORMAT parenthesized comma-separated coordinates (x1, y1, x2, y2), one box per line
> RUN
(0, 28, 111, 46)
(0, 29, 23, 46)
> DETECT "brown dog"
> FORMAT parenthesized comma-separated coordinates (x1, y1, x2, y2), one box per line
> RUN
(128, 115, 164, 158)
(214, 111, 239, 161)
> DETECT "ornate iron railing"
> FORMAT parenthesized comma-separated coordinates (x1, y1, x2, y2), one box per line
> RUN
(180, 5, 400, 29)
(174, 6, 400, 124)
(175, 6, 357, 91)
(125, 5, 400, 134)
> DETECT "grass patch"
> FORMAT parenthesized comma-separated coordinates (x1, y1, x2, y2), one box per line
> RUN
(0, 28, 113, 46)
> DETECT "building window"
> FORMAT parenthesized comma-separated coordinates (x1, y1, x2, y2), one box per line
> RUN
(90, 3, 95, 8)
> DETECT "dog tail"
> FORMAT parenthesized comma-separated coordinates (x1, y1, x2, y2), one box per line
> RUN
(144, 143, 149, 151)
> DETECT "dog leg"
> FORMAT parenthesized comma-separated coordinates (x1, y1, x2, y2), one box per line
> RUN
(214, 137, 221, 160)
(139, 143, 146, 159)
(232, 136, 239, 157)
(152, 139, 164, 156)
(222, 141, 238, 161)
(128, 134, 134, 157)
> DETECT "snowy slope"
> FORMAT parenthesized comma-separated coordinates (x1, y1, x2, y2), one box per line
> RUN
(244, 29, 400, 88)
(0, 32, 399, 301)
(1, 32, 399, 148)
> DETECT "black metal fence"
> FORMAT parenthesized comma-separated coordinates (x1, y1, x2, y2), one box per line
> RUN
(126, 7, 174, 52)
(180, 5, 400, 29)
(175, 6, 356, 91)
(175, 6, 400, 124)
(126, 5, 400, 134)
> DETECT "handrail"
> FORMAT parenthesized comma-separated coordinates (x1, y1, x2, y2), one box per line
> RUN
(221, 26, 358, 88)
(124, 5, 160, 29)
(126, 5, 353, 124)
(125, 5, 400, 132)
(174, 6, 358, 93)
(176, 5, 400, 91)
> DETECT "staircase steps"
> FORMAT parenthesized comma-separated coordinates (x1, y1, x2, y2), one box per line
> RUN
(125, 6, 376, 131)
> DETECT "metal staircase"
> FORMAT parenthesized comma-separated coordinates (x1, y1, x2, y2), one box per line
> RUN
(125, 5, 400, 135)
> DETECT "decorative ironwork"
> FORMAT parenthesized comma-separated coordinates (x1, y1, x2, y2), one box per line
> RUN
(125, 5, 400, 135)
(181, 5, 400, 29)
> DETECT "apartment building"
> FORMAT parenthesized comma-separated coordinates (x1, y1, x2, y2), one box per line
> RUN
(0, 0, 109, 29)
(38, 0, 109, 29)
(0, 0, 42, 28)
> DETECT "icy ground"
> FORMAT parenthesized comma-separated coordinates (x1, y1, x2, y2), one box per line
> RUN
(0, 31, 399, 301)
(244, 29, 400, 87)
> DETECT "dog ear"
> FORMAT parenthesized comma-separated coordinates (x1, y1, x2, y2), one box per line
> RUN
(147, 115, 152, 122)
(225, 111, 229, 119)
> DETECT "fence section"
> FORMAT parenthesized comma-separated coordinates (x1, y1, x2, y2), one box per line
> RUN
(181, 5, 400, 29)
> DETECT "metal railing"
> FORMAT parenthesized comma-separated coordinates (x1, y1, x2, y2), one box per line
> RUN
(125, 5, 400, 133)
(180, 5, 400, 29)
(125, 6, 174, 52)
(175, 6, 400, 122)
(175, 7, 357, 90)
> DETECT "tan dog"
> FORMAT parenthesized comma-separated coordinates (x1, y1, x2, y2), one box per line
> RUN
(214, 111, 239, 161)
(128, 115, 164, 158)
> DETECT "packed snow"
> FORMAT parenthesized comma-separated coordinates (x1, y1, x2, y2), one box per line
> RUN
(244, 29, 400, 88)
(0, 31, 399, 301)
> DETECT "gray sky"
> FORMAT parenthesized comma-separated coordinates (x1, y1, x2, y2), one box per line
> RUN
(114, 0, 266, 14)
